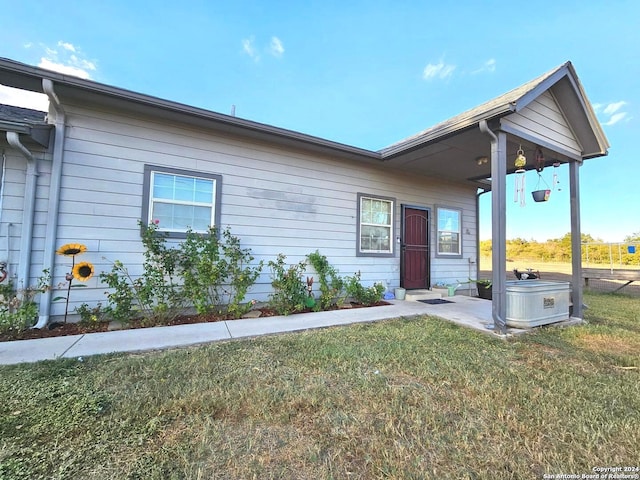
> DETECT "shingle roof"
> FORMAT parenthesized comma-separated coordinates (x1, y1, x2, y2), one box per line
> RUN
(0, 103, 47, 124)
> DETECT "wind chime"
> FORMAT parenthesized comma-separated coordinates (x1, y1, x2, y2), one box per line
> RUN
(514, 146, 527, 206)
(552, 161, 562, 191)
(531, 147, 551, 202)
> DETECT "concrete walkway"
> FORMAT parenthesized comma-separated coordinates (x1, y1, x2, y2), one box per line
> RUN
(0, 296, 498, 365)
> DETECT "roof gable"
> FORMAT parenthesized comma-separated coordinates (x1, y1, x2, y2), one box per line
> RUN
(499, 90, 583, 159)
(380, 61, 609, 159)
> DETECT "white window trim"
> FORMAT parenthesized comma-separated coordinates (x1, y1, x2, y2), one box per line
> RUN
(356, 193, 395, 257)
(435, 205, 462, 258)
(142, 165, 222, 239)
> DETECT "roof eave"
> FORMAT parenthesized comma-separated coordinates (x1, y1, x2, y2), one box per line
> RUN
(0, 120, 52, 148)
(582, 149, 608, 160)
(379, 104, 515, 159)
(0, 57, 380, 161)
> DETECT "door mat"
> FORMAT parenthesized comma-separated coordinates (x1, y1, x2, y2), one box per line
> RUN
(418, 298, 454, 305)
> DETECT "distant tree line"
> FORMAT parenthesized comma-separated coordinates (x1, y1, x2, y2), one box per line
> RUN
(480, 231, 640, 266)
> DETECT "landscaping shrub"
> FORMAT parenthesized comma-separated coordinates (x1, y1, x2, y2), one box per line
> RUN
(306, 250, 345, 310)
(344, 271, 385, 305)
(75, 302, 105, 327)
(268, 254, 308, 315)
(0, 273, 49, 335)
(179, 227, 263, 317)
(101, 224, 263, 323)
(100, 222, 186, 324)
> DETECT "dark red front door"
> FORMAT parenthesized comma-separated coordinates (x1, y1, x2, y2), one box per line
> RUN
(401, 207, 430, 289)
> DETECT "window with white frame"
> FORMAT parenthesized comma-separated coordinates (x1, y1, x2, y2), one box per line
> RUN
(357, 193, 395, 256)
(142, 165, 222, 237)
(436, 206, 462, 256)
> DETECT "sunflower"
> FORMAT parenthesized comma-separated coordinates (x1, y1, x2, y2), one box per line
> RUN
(56, 243, 87, 257)
(72, 261, 95, 282)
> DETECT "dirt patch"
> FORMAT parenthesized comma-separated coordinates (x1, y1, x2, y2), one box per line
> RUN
(573, 332, 640, 356)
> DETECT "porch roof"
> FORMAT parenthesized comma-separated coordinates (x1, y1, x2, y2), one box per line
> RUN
(378, 61, 609, 189)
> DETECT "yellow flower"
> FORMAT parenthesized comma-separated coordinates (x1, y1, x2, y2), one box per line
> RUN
(56, 243, 87, 257)
(72, 261, 94, 282)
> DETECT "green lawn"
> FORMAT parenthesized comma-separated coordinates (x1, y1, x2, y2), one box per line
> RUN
(1, 292, 639, 479)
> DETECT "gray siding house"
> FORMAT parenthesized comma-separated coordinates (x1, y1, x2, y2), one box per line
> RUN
(0, 58, 608, 330)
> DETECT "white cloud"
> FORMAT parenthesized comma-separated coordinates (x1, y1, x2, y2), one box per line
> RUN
(603, 112, 628, 126)
(423, 61, 456, 80)
(0, 40, 96, 111)
(269, 36, 284, 57)
(603, 101, 626, 115)
(242, 37, 259, 61)
(57, 41, 76, 52)
(32, 40, 96, 79)
(595, 100, 631, 126)
(0, 85, 49, 111)
(69, 54, 96, 72)
(242, 36, 285, 60)
(472, 58, 496, 74)
(39, 58, 92, 79)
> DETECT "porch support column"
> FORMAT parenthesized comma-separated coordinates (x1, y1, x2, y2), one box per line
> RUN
(480, 119, 507, 335)
(569, 160, 583, 319)
(491, 130, 507, 334)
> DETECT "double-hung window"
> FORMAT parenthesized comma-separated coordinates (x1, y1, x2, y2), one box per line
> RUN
(142, 165, 222, 237)
(357, 193, 395, 256)
(436, 206, 462, 257)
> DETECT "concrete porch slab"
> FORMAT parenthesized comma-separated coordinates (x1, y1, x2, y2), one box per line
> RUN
(405, 289, 443, 301)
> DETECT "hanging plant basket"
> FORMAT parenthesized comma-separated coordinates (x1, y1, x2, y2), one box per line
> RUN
(532, 189, 551, 202)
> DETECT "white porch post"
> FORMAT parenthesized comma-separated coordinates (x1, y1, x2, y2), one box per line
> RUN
(569, 160, 583, 319)
(491, 130, 507, 334)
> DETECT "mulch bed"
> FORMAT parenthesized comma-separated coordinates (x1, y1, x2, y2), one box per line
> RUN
(0, 301, 390, 342)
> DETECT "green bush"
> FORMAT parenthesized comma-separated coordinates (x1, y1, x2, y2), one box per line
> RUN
(101, 224, 263, 322)
(100, 222, 186, 324)
(344, 271, 385, 306)
(306, 250, 345, 310)
(179, 227, 263, 318)
(267, 254, 308, 315)
(75, 302, 105, 327)
(99, 260, 138, 323)
(0, 273, 49, 335)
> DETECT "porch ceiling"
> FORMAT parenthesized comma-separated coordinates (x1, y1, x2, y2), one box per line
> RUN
(380, 126, 575, 190)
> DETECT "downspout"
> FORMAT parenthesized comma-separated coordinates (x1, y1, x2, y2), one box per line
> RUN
(0, 150, 10, 269)
(34, 78, 66, 329)
(6, 132, 38, 291)
(479, 120, 507, 334)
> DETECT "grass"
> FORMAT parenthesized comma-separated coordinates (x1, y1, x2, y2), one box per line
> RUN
(1, 291, 639, 479)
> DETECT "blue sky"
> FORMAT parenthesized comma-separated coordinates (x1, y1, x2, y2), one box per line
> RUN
(1, 0, 637, 242)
